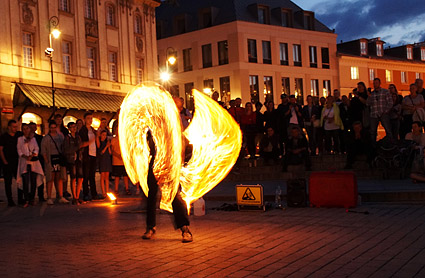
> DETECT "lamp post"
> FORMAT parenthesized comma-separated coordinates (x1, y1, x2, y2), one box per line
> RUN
(45, 16, 61, 114)
(160, 47, 176, 86)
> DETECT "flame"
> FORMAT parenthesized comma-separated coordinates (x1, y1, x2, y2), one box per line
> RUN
(107, 193, 117, 201)
(118, 83, 241, 212)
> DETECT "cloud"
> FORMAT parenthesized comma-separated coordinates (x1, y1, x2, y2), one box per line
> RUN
(311, 0, 425, 46)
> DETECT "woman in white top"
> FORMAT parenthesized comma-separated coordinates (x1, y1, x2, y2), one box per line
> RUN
(320, 96, 344, 154)
(16, 124, 44, 207)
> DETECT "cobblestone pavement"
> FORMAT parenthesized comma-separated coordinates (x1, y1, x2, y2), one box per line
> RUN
(1, 200, 425, 278)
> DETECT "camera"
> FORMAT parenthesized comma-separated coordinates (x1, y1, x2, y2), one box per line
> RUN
(45, 47, 54, 57)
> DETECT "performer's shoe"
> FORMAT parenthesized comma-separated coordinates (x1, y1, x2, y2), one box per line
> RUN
(181, 226, 193, 243)
(142, 227, 156, 240)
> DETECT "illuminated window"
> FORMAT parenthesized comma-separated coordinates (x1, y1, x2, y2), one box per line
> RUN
(386, 70, 392, 82)
(369, 68, 375, 81)
(282, 77, 290, 95)
(401, 72, 407, 83)
(421, 48, 425, 61)
(323, 80, 331, 97)
(351, 67, 359, 80)
(62, 41, 72, 74)
(263, 76, 273, 103)
(280, 43, 288, 65)
(310, 79, 319, 96)
(417, 72, 422, 79)
(295, 78, 303, 103)
(249, 75, 259, 103)
(22, 32, 33, 68)
(360, 41, 367, 55)
(376, 44, 383, 56)
(407, 47, 413, 60)
(309, 46, 317, 68)
(248, 39, 257, 63)
(22, 113, 42, 134)
(293, 44, 301, 66)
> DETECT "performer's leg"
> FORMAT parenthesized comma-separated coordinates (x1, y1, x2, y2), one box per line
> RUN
(172, 190, 190, 229)
(143, 168, 158, 240)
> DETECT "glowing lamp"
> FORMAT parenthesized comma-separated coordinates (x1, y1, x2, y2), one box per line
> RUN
(203, 88, 212, 95)
(51, 29, 61, 39)
(167, 56, 176, 65)
(160, 71, 171, 82)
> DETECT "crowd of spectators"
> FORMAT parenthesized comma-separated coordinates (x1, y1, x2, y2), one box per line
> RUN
(224, 78, 425, 177)
(0, 113, 131, 207)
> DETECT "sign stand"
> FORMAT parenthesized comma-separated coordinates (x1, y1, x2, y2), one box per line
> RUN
(236, 184, 265, 211)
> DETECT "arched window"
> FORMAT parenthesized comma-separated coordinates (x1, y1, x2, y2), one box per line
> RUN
(22, 112, 43, 134)
(106, 4, 115, 26)
(63, 116, 78, 128)
(134, 14, 142, 34)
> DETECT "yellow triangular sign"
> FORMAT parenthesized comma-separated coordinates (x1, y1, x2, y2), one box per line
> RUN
(242, 188, 256, 200)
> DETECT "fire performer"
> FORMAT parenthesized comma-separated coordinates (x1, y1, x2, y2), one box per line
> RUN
(142, 130, 193, 243)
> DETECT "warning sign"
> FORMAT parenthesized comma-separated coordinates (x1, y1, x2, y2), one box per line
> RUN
(236, 184, 263, 206)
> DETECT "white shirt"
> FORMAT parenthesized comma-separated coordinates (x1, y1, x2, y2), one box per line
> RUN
(289, 107, 299, 125)
(324, 107, 340, 131)
(88, 129, 96, 157)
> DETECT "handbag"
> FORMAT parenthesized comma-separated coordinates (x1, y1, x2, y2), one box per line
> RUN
(48, 134, 67, 167)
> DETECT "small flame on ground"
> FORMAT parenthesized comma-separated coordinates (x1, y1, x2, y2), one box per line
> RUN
(107, 193, 116, 201)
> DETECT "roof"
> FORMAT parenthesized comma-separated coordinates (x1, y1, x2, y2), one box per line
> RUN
(156, 0, 333, 39)
(13, 83, 124, 113)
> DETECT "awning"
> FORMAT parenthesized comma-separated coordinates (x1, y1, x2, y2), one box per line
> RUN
(13, 83, 124, 113)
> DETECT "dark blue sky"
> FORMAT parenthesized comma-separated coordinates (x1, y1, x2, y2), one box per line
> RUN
(296, 0, 425, 46)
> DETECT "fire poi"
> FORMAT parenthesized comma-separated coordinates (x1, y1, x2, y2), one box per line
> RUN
(118, 83, 242, 213)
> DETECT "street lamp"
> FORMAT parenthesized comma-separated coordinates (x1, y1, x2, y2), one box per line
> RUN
(160, 47, 176, 85)
(45, 16, 61, 113)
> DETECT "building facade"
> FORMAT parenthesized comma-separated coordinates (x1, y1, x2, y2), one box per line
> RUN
(338, 38, 425, 96)
(0, 0, 160, 133)
(156, 0, 339, 110)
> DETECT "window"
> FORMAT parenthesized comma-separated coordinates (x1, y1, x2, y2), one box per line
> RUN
(293, 44, 302, 66)
(386, 70, 392, 82)
(295, 78, 304, 103)
(311, 79, 319, 96)
(280, 43, 288, 65)
(369, 68, 375, 81)
(360, 41, 367, 55)
(421, 48, 425, 61)
(281, 10, 290, 27)
(22, 32, 33, 68)
(183, 48, 192, 71)
(218, 40, 229, 65)
(248, 39, 257, 63)
(376, 44, 383, 56)
(321, 47, 330, 69)
(106, 4, 115, 26)
(219, 76, 231, 105)
(108, 52, 117, 81)
(262, 41, 271, 64)
(134, 14, 142, 34)
(304, 14, 313, 30)
(203, 79, 214, 94)
(309, 46, 317, 68)
(323, 80, 331, 97)
(200, 10, 212, 28)
(351, 66, 359, 80)
(401, 71, 407, 83)
(62, 41, 72, 74)
(258, 6, 269, 24)
(136, 59, 143, 84)
(407, 47, 413, 60)
(282, 77, 290, 95)
(202, 44, 212, 68)
(417, 72, 422, 79)
(87, 47, 96, 78)
(263, 76, 273, 103)
(59, 0, 70, 12)
(85, 0, 95, 19)
(249, 75, 259, 104)
(184, 82, 194, 111)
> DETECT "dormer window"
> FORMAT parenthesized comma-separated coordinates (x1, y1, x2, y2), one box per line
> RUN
(199, 8, 213, 29)
(258, 6, 270, 24)
(281, 9, 291, 27)
(304, 12, 314, 30)
(360, 41, 367, 55)
(174, 15, 187, 35)
(421, 48, 425, 61)
(376, 43, 383, 56)
(407, 47, 413, 60)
